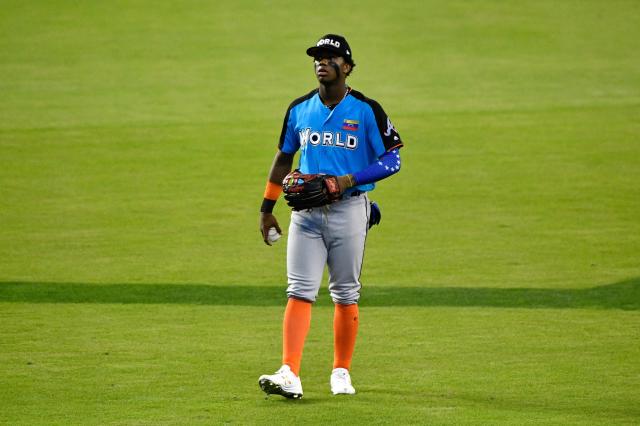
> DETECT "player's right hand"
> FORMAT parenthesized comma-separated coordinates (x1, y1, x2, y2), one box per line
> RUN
(260, 213, 282, 246)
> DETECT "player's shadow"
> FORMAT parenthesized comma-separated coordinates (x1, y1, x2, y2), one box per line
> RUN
(0, 278, 638, 310)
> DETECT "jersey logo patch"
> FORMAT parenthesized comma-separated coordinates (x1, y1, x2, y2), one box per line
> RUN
(383, 117, 396, 137)
(342, 119, 359, 131)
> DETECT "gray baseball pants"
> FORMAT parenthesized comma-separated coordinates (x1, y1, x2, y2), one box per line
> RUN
(286, 193, 370, 304)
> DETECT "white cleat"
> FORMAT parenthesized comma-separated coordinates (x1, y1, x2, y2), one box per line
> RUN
(258, 365, 303, 399)
(330, 368, 356, 395)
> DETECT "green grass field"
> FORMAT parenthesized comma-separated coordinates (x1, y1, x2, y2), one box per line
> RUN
(1, 0, 639, 424)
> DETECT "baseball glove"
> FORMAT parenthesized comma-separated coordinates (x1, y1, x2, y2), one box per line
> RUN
(282, 170, 341, 211)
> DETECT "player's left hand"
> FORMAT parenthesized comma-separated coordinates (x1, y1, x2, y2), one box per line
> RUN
(282, 171, 341, 211)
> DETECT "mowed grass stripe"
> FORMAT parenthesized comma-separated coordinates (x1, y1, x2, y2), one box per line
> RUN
(0, 279, 638, 310)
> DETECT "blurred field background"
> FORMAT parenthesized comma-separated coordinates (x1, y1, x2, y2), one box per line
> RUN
(1, 0, 639, 424)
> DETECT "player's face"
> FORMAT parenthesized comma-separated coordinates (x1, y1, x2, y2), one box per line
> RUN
(313, 52, 350, 82)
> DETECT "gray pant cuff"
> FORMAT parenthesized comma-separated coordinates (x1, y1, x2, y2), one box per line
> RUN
(286, 292, 316, 303)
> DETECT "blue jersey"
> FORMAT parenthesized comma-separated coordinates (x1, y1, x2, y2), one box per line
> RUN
(278, 88, 403, 193)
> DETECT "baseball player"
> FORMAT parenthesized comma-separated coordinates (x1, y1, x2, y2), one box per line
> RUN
(258, 34, 403, 399)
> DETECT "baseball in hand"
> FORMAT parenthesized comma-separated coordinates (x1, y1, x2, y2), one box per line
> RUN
(267, 227, 281, 244)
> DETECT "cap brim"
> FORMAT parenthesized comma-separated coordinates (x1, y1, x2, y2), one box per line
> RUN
(306, 45, 343, 58)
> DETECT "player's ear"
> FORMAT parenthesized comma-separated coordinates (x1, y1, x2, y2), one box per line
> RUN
(343, 62, 352, 76)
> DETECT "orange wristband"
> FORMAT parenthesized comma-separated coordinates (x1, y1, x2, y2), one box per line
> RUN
(263, 181, 283, 201)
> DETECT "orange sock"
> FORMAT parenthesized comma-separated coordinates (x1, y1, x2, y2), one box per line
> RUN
(282, 298, 312, 376)
(333, 303, 359, 370)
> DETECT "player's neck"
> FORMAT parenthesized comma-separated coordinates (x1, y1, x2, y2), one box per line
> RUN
(318, 83, 349, 107)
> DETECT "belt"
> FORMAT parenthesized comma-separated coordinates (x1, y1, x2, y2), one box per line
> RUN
(341, 190, 363, 200)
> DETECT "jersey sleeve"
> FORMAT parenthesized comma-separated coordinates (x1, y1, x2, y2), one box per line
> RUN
(277, 106, 298, 154)
(277, 89, 318, 154)
(367, 99, 404, 153)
